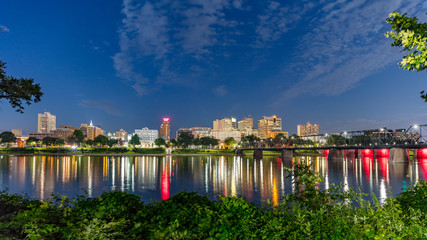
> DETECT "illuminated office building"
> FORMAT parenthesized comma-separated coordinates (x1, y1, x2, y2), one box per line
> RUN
(258, 115, 282, 139)
(213, 117, 237, 131)
(80, 121, 104, 140)
(160, 117, 170, 140)
(37, 112, 56, 133)
(135, 128, 158, 146)
(238, 116, 253, 130)
(116, 129, 128, 141)
(297, 122, 319, 136)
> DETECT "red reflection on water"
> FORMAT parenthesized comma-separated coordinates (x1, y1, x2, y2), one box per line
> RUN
(378, 157, 388, 179)
(277, 157, 282, 170)
(418, 158, 427, 180)
(376, 149, 389, 158)
(361, 149, 373, 158)
(417, 149, 427, 159)
(363, 157, 372, 179)
(161, 167, 170, 200)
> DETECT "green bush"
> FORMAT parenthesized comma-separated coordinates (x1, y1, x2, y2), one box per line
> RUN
(0, 166, 426, 239)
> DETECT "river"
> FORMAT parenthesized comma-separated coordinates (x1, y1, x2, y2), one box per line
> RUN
(0, 154, 426, 205)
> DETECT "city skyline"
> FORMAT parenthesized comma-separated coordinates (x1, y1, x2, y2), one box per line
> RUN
(1, 1, 427, 136)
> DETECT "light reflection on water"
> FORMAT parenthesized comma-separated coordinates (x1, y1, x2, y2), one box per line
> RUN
(0, 154, 426, 205)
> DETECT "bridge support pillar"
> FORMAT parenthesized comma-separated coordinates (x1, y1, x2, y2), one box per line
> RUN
(328, 149, 344, 160)
(254, 149, 263, 160)
(235, 149, 244, 156)
(389, 148, 408, 163)
(281, 149, 293, 159)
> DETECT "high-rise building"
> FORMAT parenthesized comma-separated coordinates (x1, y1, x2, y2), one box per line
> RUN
(116, 129, 128, 141)
(176, 127, 212, 139)
(213, 117, 236, 131)
(135, 128, 158, 146)
(160, 117, 170, 140)
(238, 116, 253, 130)
(176, 128, 193, 139)
(190, 127, 212, 139)
(80, 121, 104, 140)
(258, 115, 282, 139)
(37, 112, 56, 133)
(297, 122, 319, 136)
(11, 129, 22, 137)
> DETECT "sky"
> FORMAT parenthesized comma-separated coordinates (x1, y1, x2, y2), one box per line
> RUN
(0, 0, 426, 136)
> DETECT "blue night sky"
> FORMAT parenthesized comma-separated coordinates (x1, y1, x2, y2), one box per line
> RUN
(0, 0, 426, 136)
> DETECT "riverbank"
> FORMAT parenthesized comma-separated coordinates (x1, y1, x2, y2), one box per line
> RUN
(0, 147, 321, 156)
(0, 174, 425, 239)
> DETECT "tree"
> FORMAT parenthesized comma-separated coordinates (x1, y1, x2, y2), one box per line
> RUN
(0, 131, 16, 145)
(241, 135, 260, 147)
(275, 133, 286, 139)
(86, 139, 94, 147)
(385, 12, 427, 100)
(168, 139, 178, 147)
(42, 137, 55, 146)
(129, 134, 141, 146)
(200, 137, 219, 148)
(224, 137, 237, 148)
(67, 135, 77, 145)
(54, 138, 65, 147)
(177, 132, 194, 148)
(155, 138, 166, 147)
(107, 138, 119, 148)
(0, 60, 43, 113)
(26, 136, 40, 146)
(94, 135, 109, 147)
(73, 130, 85, 143)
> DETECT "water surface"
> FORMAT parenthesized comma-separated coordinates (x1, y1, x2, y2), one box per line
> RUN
(0, 155, 426, 205)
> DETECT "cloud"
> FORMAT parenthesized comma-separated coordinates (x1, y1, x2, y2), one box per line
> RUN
(214, 85, 228, 96)
(0, 25, 9, 33)
(79, 100, 123, 116)
(113, 0, 243, 95)
(281, 0, 426, 98)
(254, 1, 316, 48)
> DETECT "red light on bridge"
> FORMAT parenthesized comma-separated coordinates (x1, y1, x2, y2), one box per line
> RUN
(417, 148, 427, 158)
(323, 149, 330, 155)
(376, 149, 390, 158)
(361, 149, 373, 158)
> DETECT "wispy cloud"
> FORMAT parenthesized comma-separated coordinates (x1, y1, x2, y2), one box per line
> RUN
(113, 0, 242, 95)
(254, 1, 316, 48)
(282, 0, 426, 98)
(214, 85, 228, 96)
(79, 100, 123, 116)
(0, 25, 9, 33)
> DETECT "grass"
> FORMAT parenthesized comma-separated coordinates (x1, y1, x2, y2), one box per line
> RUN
(171, 149, 234, 154)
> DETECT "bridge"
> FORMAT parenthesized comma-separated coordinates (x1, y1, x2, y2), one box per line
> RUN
(236, 145, 427, 162)
(236, 124, 427, 162)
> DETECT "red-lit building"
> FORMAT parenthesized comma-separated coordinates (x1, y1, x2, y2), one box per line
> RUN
(160, 117, 170, 141)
